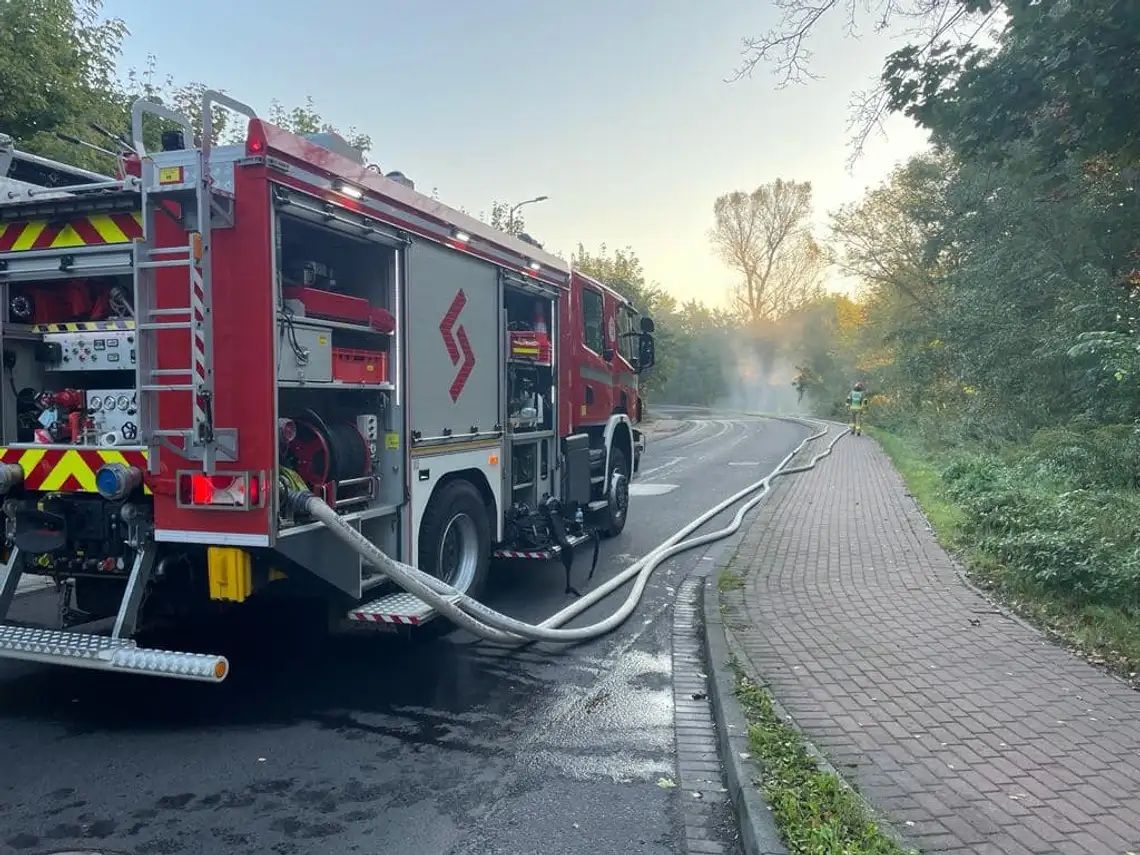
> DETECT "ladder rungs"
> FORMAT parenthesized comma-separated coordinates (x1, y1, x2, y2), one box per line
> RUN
(141, 384, 194, 391)
(148, 369, 191, 377)
(137, 259, 192, 270)
(138, 322, 193, 330)
(147, 308, 193, 317)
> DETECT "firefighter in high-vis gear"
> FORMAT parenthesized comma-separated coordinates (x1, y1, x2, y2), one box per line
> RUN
(793, 368, 808, 404)
(846, 382, 868, 435)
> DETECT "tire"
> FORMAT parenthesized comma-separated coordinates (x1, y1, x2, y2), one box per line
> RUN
(601, 446, 630, 538)
(418, 479, 491, 600)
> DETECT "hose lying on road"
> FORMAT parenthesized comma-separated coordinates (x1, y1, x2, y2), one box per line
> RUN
(283, 417, 849, 645)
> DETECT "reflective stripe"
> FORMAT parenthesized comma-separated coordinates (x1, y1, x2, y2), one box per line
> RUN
(0, 447, 149, 493)
(579, 364, 611, 385)
(0, 213, 142, 253)
(51, 222, 88, 248)
(155, 530, 270, 547)
(410, 437, 502, 457)
(11, 221, 47, 251)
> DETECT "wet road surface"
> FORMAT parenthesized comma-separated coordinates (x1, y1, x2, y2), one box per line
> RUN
(0, 413, 810, 855)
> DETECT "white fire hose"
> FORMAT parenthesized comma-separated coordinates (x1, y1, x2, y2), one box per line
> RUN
(284, 418, 848, 644)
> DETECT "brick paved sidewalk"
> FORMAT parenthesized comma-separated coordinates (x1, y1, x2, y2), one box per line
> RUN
(720, 432, 1140, 855)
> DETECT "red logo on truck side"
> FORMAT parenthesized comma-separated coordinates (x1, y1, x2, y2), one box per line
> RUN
(439, 289, 476, 401)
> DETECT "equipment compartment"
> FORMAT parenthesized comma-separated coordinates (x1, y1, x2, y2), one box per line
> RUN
(277, 320, 333, 383)
(273, 200, 402, 532)
(1, 271, 139, 449)
(504, 287, 554, 434)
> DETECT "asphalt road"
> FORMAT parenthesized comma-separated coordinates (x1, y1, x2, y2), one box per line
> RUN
(0, 412, 810, 855)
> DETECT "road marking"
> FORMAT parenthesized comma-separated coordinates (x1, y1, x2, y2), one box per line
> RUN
(630, 483, 678, 496)
(16, 576, 53, 596)
(638, 456, 684, 478)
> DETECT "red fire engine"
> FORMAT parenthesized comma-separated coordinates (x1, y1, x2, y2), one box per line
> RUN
(0, 93, 655, 681)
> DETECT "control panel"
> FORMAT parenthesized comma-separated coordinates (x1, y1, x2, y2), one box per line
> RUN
(85, 389, 139, 446)
(43, 330, 136, 372)
(356, 414, 379, 462)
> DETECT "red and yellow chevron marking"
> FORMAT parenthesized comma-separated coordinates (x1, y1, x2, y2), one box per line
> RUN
(0, 212, 143, 253)
(0, 447, 149, 494)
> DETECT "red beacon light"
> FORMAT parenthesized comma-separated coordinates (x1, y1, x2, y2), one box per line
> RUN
(246, 122, 268, 156)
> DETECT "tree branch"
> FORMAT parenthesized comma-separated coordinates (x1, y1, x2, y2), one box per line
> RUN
(732, 0, 993, 164)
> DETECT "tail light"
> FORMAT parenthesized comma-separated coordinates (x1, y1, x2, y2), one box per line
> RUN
(177, 471, 264, 510)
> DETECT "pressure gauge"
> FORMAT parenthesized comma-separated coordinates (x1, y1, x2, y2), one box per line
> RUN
(88, 396, 103, 411)
(116, 394, 131, 411)
(104, 398, 117, 411)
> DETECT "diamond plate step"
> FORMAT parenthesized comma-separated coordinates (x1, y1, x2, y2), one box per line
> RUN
(0, 624, 228, 682)
(492, 532, 591, 561)
(493, 546, 562, 560)
(347, 591, 462, 626)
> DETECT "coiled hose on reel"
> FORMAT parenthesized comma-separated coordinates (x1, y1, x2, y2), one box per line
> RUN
(281, 417, 849, 645)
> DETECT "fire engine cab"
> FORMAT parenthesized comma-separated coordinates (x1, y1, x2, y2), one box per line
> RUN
(0, 93, 655, 681)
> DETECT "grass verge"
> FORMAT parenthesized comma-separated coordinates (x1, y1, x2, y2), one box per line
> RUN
(870, 427, 1140, 684)
(732, 663, 916, 855)
(967, 555, 1140, 680)
(718, 568, 744, 592)
(867, 428, 964, 547)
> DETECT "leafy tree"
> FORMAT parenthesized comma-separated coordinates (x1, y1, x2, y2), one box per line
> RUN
(830, 156, 951, 319)
(787, 0, 1140, 444)
(267, 96, 372, 155)
(660, 300, 737, 406)
(710, 180, 824, 324)
(122, 57, 233, 148)
(0, 0, 372, 169)
(884, 1, 1140, 164)
(487, 201, 524, 237)
(0, 0, 129, 171)
(128, 69, 371, 156)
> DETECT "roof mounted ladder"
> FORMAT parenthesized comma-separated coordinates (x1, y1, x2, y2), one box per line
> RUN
(132, 93, 255, 474)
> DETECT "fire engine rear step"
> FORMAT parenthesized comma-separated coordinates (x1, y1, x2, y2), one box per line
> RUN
(492, 532, 592, 561)
(349, 532, 595, 626)
(347, 591, 463, 627)
(0, 546, 227, 682)
(0, 625, 228, 682)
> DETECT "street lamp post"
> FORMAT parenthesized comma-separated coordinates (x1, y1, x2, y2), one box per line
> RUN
(507, 195, 549, 233)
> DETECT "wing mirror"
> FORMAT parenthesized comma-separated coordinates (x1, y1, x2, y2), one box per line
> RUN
(637, 332, 656, 373)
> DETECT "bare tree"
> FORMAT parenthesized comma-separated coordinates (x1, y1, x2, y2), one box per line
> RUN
(711, 180, 825, 324)
(729, 0, 999, 165)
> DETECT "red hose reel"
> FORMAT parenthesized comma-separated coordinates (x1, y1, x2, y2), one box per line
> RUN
(285, 418, 369, 495)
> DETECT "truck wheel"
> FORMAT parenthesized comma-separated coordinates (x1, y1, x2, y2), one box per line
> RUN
(601, 446, 630, 538)
(419, 479, 491, 600)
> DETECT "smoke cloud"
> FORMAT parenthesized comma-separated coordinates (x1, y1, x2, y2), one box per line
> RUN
(715, 337, 803, 415)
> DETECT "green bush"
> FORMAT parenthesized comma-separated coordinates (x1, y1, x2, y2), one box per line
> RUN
(941, 433, 1140, 607)
(1023, 424, 1140, 490)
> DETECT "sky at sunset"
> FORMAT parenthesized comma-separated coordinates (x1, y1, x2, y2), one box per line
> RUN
(105, 0, 929, 305)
